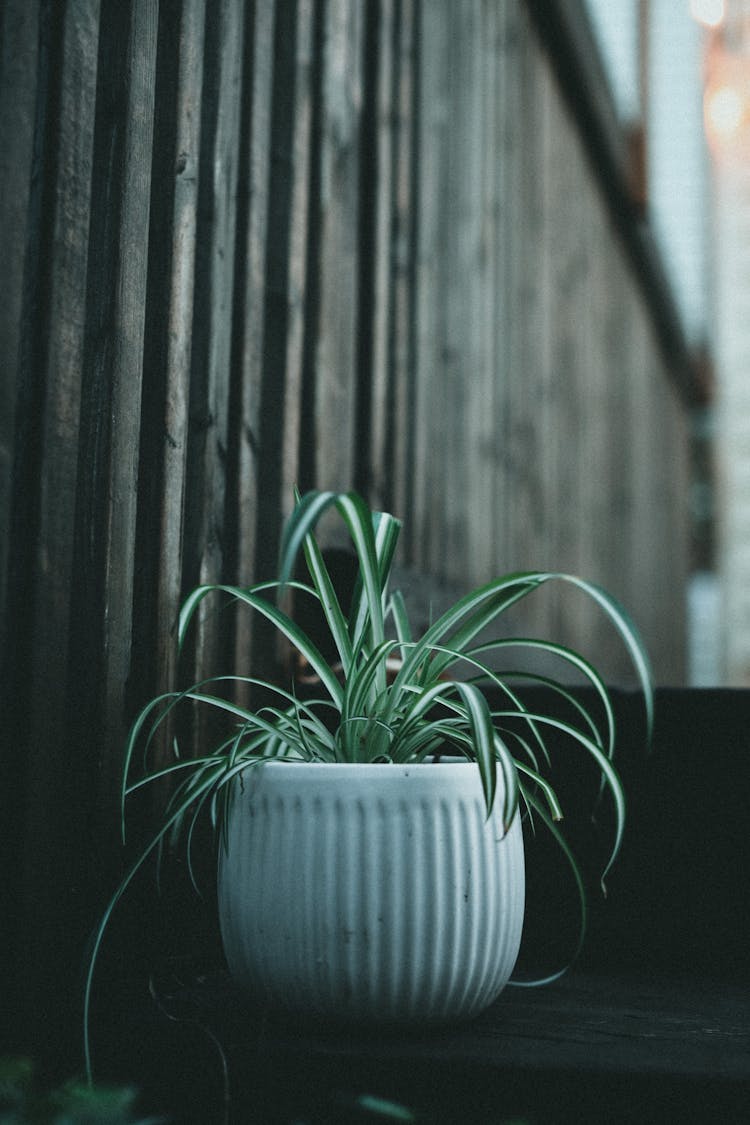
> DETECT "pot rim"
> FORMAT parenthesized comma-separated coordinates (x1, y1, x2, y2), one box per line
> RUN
(240, 755, 478, 772)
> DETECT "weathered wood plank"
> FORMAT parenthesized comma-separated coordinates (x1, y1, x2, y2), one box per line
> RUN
(441, 0, 478, 588)
(468, 0, 500, 587)
(0, 0, 40, 1039)
(506, 3, 546, 598)
(386, 0, 417, 547)
(154, 0, 206, 716)
(411, 0, 447, 576)
(254, 0, 315, 579)
(364, 0, 393, 510)
(70, 0, 159, 839)
(0, 0, 40, 658)
(6, 0, 101, 1050)
(495, 0, 524, 580)
(183, 0, 245, 701)
(280, 0, 315, 520)
(312, 0, 363, 493)
(228, 0, 275, 684)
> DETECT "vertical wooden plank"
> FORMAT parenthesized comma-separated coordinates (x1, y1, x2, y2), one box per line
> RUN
(652, 342, 689, 682)
(601, 247, 638, 673)
(0, 0, 40, 658)
(228, 0, 275, 682)
(507, 7, 546, 605)
(668, 384, 690, 678)
(412, 0, 448, 575)
(312, 0, 363, 492)
(581, 193, 610, 656)
(254, 0, 315, 597)
(3, 0, 101, 1055)
(280, 0, 315, 518)
(387, 0, 417, 542)
(486, 0, 508, 586)
(365, 0, 394, 511)
(471, 0, 501, 586)
(246, 0, 316, 686)
(70, 0, 158, 845)
(184, 0, 245, 693)
(616, 289, 638, 644)
(571, 176, 595, 655)
(495, 0, 523, 579)
(0, 0, 40, 1045)
(526, 27, 554, 636)
(422, 0, 454, 580)
(444, 0, 483, 587)
(576, 164, 608, 656)
(100, 0, 158, 765)
(531, 47, 555, 631)
(440, 0, 464, 586)
(628, 296, 656, 673)
(154, 0, 206, 718)
(642, 341, 664, 678)
(544, 60, 594, 652)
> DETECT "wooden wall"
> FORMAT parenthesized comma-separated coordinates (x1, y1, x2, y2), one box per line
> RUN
(0, 0, 693, 1060)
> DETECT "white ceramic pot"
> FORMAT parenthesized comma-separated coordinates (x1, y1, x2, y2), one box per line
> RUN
(217, 759, 524, 1024)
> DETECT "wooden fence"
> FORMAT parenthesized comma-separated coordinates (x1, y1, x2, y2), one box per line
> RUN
(0, 0, 694, 1059)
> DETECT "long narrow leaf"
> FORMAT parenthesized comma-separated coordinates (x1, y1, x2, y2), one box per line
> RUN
(83, 763, 226, 1080)
(331, 492, 386, 652)
(493, 710, 625, 893)
(342, 639, 400, 726)
(509, 785, 588, 987)
(452, 682, 499, 821)
(178, 584, 344, 705)
(387, 588, 413, 662)
(469, 637, 615, 758)
(391, 575, 542, 691)
(349, 508, 401, 642)
(277, 490, 342, 588)
(300, 525, 354, 674)
(537, 573, 654, 743)
(278, 491, 388, 684)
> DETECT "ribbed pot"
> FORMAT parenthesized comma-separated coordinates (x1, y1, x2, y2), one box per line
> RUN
(217, 760, 524, 1024)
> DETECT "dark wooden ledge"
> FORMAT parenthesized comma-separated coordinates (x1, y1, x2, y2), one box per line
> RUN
(97, 962, 750, 1123)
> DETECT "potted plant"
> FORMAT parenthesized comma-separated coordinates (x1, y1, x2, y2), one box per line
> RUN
(84, 489, 652, 1076)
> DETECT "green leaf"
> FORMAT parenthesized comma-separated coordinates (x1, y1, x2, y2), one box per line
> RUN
(493, 710, 626, 893)
(538, 572, 654, 744)
(510, 784, 588, 987)
(349, 507, 402, 642)
(470, 637, 615, 756)
(387, 587, 413, 660)
(84, 763, 226, 1081)
(178, 583, 344, 705)
(391, 574, 542, 690)
(300, 522, 354, 674)
(451, 682, 499, 820)
(341, 638, 401, 731)
(279, 490, 392, 671)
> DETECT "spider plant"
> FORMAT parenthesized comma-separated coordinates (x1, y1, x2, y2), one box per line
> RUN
(84, 489, 653, 1078)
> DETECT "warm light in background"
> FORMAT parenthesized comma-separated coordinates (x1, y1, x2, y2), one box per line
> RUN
(703, 46, 750, 153)
(690, 0, 726, 29)
(705, 83, 745, 141)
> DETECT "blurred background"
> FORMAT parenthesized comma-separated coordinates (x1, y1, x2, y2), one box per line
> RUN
(585, 0, 750, 687)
